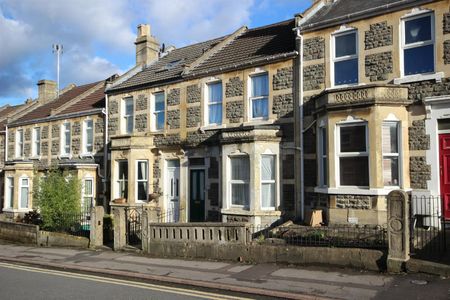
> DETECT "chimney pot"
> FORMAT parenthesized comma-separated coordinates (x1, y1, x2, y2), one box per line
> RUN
(135, 24, 160, 66)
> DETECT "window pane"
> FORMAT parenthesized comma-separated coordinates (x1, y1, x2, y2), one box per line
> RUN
(261, 183, 275, 208)
(208, 82, 222, 102)
(252, 98, 268, 118)
(340, 125, 366, 152)
(156, 112, 164, 130)
(209, 104, 222, 124)
(231, 183, 249, 206)
(382, 123, 398, 153)
(83, 197, 93, 209)
(383, 157, 399, 186)
(340, 157, 369, 186)
(251, 74, 268, 97)
(118, 161, 128, 179)
(125, 99, 133, 114)
(138, 182, 147, 201)
(84, 180, 93, 196)
(137, 161, 147, 180)
(261, 155, 275, 181)
(35, 128, 40, 140)
(405, 15, 431, 44)
(21, 187, 28, 208)
(231, 157, 249, 180)
(167, 160, 180, 168)
(335, 32, 357, 57)
(126, 117, 133, 133)
(404, 44, 434, 75)
(322, 157, 328, 186)
(334, 58, 358, 85)
(155, 93, 165, 111)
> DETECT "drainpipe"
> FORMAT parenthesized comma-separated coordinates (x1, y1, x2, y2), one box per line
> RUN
(4, 125, 8, 164)
(103, 92, 109, 212)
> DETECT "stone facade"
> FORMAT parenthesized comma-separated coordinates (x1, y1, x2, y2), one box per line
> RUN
(95, 136, 103, 151)
(51, 140, 59, 155)
(135, 113, 148, 132)
(209, 157, 219, 179)
(208, 183, 219, 206)
(225, 100, 244, 123)
(41, 141, 48, 155)
(186, 107, 201, 128)
(167, 88, 180, 106)
(283, 184, 295, 211)
(365, 51, 393, 81)
(109, 100, 118, 114)
(72, 121, 81, 136)
(272, 93, 293, 118)
(273, 67, 293, 90)
(410, 156, 431, 189)
(186, 85, 201, 103)
(167, 110, 180, 129)
(185, 130, 218, 147)
(95, 119, 104, 134)
(303, 64, 324, 91)
(444, 40, 450, 65)
(364, 22, 393, 50)
(336, 195, 372, 210)
(225, 77, 243, 98)
(52, 125, 60, 138)
(409, 120, 430, 150)
(282, 154, 294, 179)
(154, 134, 181, 147)
(41, 126, 49, 139)
(444, 13, 450, 34)
(24, 128, 31, 141)
(24, 143, 30, 157)
(108, 117, 118, 135)
(136, 94, 148, 111)
(72, 137, 81, 154)
(408, 78, 450, 101)
(303, 37, 325, 61)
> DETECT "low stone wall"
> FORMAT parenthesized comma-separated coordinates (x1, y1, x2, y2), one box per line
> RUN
(0, 221, 39, 244)
(38, 231, 89, 248)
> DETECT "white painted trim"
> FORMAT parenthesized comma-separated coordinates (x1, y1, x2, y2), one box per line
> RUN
(248, 71, 269, 120)
(82, 118, 94, 155)
(330, 29, 359, 88)
(18, 175, 30, 209)
(135, 160, 149, 203)
(204, 80, 223, 126)
(15, 129, 24, 159)
(122, 97, 134, 134)
(82, 177, 95, 208)
(3, 176, 14, 210)
(60, 122, 71, 156)
(394, 72, 443, 84)
(151, 91, 165, 132)
(260, 154, 277, 210)
(31, 126, 41, 157)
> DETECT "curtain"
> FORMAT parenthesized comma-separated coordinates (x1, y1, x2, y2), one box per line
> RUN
(231, 157, 249, 180)
(209, 104, 222, 124)
(209, 82, 222, 102)
(251, 74, 268, 97)
(232, 184, 249, 206)
(252, 98, 268, 118)
(261, 183, 275, 208)
(261, 156, 274, 181)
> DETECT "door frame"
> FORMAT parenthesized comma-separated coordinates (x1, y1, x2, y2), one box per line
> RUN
(164, 159, 181, 221)
(439, 132, 450, 219)
(188, 166, 206, 222)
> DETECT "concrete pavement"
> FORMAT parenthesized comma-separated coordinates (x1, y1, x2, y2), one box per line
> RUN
(0, 241, 448, 300)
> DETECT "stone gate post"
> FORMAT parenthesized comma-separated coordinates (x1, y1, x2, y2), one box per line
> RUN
(387, 190, 410, 273)
(112, 206, 126, 251)
(89, 206, 104, 249)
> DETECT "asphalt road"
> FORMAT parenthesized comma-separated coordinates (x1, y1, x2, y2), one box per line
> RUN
(0, 262, 261, 300)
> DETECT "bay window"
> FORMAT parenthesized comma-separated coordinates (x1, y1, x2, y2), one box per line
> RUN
(153, 92, 165, 131)
(382, 122, 400, 186)
(123, 97, 134, 134)
(338, 123, 369, 187)
(207, 82, 222, 125)
(402, 12, 434, 76)
(230, 156, 250, 207)
(318, 126, 328, 187)
(333, 30, 358, 86)
(136, 160, 148, 202)
(261, 155, 276, 209)
(117, 160, 128, 199)
(250, 73, 269, 119)
(4, 177, 13, 209)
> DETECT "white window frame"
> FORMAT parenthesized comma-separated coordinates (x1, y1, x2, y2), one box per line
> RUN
(82, 177, 94, 209)
(205, 80, 223, 126)
(400, 10, 435, 78)
(32, 127, 41, 158)
(249, 72, 269, 120)
(260, 154, 276, 210)
(116, 160, 128, 199)
(331, 28, 359, 87)
(122, 97, 134, 134)
(152, 92, 165, 131)
(318, 124, 328, 187)
(15, 129, 24, 158)
(136, 160, 148, 202)
(82, 119, 94, 155)
(4, 177, 14, 209)
(229, 155, 250, 208)
(18, 176, 29, 209)
(336, 121, 369, 188)
(382, 120, 402, 188)
(60, 122, 71, 157)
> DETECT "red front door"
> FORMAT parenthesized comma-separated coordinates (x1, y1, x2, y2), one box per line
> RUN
(439, 134, 450, 220)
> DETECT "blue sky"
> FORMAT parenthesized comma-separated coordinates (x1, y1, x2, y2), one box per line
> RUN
(0, 0, 311, 106)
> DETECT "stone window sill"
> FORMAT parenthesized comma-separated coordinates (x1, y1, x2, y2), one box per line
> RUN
(58, 154, 72, 160)
(79, 153, 94, 158)
(314, 187, 412, 196)
(393, 72, 444, 85)
(200, 124, 226, 131)
(30, 156, 41, 160)
(243, 119, 274, 127)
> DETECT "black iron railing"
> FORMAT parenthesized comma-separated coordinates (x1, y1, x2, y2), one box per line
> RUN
(41, 208, 91, 238)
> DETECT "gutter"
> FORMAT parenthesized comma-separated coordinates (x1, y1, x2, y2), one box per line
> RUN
(299, 0, 436, 32)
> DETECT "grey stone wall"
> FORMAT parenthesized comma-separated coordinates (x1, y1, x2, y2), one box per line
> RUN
(51, 140, 59, 155)
(41, 141, 48, 155)
(410, 156, 431, 189)
(41, 126, 49, 139)
(304, 192, 328, 209)
(225, 77, 243, 98)
(167, 110, 180, 129)
(187, 85, 201, 103)
(167, 88, 180, 106)
(273, 67, 293, 90)
(154, 134, 181, 147)
(444, 13, 450, 34)
(303, 37, 325, 61)
(209, 157, 219, 179)
(153, 157, 161, 179)
(208, 183, 219, 206)
(304, 159, 317, 187)
(33, 159, 48, 170)
(186, 106, 201, 128)
(72, 137, 80, 154)
(283, 184, 295, 211)
(303, 129, 316, 154)
(444, 40, 450, 65)
(24, 128, 31, 141)
(95, 119, 104, 134)
(272, 93, 293, 118)
(186, 130, 218, 147)
(336, 195, 372, 209)
(95, 136, 103, 151)
(135, 114, 148, 132)
(408, 78, 450, 101)
(409, 120, 430, 150)
(136, 94, 148, 111)
(303, 64, 324, 91)
(52, 125, 60, 138)
(364, 21, 393, 50)
(72, 121, 81, 136)
(24, 143, 30, 157)
(108, 117, 118, 135)
(7, 144, 14, 160)
(226, 100, 244, 123)
(365, 51, 393, 81)
(109, 100, 118, 114)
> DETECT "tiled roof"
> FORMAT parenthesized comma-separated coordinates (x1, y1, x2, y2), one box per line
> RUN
(14, 81, 103, 124)
(0, 104, 26, 130)
(109, 37, 225, 91)
(109, 19, 297, 92)
(189, 19, 296, 77)
(300, 0, 436, 31)
(57, 85, 105, 115)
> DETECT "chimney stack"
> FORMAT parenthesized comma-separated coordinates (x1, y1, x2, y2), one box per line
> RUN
(135, 24, 160, 66)
(37, 79, 57, 103)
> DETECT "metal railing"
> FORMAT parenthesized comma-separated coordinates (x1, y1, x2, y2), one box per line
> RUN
(157, 207, 185, 223)
(41, 208, 91, 238)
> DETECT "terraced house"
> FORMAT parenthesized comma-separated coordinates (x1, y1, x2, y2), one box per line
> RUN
(2, 77, 114, 220)
(106, 21, 298, 225)
(297, 0, 450, 224)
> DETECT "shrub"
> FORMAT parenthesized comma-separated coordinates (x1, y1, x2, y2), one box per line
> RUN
(22, 209, 43, 226)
